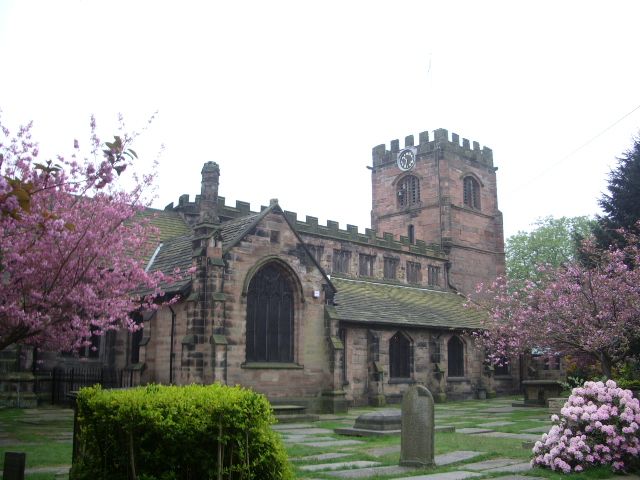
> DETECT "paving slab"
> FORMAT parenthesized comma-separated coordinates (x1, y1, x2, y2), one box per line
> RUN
(477, 432, 542, 441)
(435, 451, 483, 466)
(326, 465, 415, 478)
(486, 476, 546, 480)
(521, 425, 552, 433)
(367, 445, 400, 456)
(459, 458, 523, 471)
(476, 421, 515, 428)
(482, 462, 532, 473)
(481, 407, 519, 413)
(277, 427, 333, 435)
(456, 428, 494, 434)
(283, 435, 336, 443)
(300, 460, 382, 472)
(300, 439, 364, 448)
(291, 452, 353, 462)
(389, 471, 483, 480)
(272, 422, 313, 430)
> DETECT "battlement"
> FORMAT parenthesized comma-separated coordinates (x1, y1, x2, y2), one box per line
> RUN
(164, 195, 445, 258)
(372, 128, 493, 168)
(283, 211, 445, 258)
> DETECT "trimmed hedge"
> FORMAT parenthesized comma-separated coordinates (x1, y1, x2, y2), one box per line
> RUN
(70, 383, 293, 480)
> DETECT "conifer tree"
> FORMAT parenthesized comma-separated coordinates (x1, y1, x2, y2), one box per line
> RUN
(595, 136, 640, 249)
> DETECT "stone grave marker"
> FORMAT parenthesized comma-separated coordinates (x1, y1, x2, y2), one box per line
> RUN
(3, 452, 26, 480)
(400, 384, 435, 467)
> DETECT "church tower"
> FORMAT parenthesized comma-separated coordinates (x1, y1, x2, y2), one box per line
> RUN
(371, 128, 505, 294)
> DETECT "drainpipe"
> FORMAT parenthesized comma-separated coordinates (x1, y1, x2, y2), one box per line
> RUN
(168, 305, 176, 384)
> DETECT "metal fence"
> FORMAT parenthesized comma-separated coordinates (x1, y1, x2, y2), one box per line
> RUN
(44, 366, 121, 405)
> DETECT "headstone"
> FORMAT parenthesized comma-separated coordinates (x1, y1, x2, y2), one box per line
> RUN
(400, 384, 435, 467)
(3, 452, 26, 480)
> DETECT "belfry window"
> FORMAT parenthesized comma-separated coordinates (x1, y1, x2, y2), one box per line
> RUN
(389, 331, 412, 378)
(246, 263, 294, 363)
(448, 335, 465, 377)
(463, 176, 481, 209)
(397, 175, 420, 208)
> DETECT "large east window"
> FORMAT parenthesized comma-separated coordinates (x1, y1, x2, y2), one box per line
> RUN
(246, 264, 294, 363)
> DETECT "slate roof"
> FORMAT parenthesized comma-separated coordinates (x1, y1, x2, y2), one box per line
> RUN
(141, 208, 191, 241)
(220, 211, 265, 252)
(146, 234, 193, 293)
(328, 277, 484, 330)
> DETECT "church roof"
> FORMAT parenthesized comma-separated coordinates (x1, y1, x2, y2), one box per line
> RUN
(328, 277, 484, 330)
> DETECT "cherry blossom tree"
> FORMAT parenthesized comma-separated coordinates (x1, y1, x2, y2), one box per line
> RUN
(0, 115, 175, 353)
(469, 233, 640, 379)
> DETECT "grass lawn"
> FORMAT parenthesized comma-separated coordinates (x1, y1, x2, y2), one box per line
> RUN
(0, 396, 637, 479)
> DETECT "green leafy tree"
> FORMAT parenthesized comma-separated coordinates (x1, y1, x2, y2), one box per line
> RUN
(595, 136, 640, 249)
(506, 216, 595, 285)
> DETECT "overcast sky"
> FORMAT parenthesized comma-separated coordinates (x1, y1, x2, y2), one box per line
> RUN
(1, 1, 639, 239)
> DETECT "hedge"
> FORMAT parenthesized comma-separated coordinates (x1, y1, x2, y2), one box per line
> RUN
(70, 383, 293, 480)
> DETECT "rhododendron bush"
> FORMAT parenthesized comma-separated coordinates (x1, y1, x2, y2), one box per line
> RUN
(469, 232, 640, 378)
(0, 115, 174, 352)
(533, 380, 640, 473)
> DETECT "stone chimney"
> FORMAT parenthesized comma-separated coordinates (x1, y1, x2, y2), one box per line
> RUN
(199, 161, 220, 224)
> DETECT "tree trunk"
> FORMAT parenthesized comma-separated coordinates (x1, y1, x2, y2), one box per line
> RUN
(599, 351, 612, 379)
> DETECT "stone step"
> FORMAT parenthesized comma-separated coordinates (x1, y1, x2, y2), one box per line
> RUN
(272, 404, 319, 423)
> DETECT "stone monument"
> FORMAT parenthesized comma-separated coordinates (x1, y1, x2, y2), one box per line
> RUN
(400, 384, 435, 467)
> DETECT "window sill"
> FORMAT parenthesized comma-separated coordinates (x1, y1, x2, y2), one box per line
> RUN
(447, 376, 469, 382)
(241, 362, 303, 370)
(388, 378, 416, 385)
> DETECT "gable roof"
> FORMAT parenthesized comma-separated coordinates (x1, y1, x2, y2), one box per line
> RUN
(145, 202, 336, 295)
(327, 277, 484, 330)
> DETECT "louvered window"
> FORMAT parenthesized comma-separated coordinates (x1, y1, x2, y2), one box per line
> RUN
(463, 176, 481, 209)
(397, 175, 420, 207)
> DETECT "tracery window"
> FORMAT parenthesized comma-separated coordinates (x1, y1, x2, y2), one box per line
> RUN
(397, 175, 420, 208)
(447, 335, 465, 377)
(246, 264, 294, 363)
(389, 331, 412, 379)
(359, 254, 375, 277)
(463, 176, 481, 209)
(383, 257, 398, 280)
(332, 250, 351, 274)
(406, 261, 422, 284)
(427, 265, 440, 286)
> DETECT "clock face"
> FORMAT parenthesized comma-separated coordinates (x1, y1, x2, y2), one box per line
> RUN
(397, 149, 416, 171)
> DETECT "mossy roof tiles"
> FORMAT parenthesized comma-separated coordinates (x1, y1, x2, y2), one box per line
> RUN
(141, 208, 191, 241)
(330, 277, 484, 330)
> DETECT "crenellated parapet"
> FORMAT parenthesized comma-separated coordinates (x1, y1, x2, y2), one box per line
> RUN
(372, 128, 493, 168)
(283, 211, 445, 258)
(165, 193, 445, 258)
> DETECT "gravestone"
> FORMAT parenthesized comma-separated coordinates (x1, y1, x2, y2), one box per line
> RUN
(3, 451, 26, 480)
(400, 384, 435, 467)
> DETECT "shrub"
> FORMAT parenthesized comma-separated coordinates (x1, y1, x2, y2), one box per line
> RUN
(532, 380, 640, 473)
(70, 383, 293, 480)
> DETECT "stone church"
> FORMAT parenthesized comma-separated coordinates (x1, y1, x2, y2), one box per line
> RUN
(97, 127, 520, 412)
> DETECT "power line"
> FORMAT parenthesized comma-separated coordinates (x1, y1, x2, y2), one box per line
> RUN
(508, 102, 640, 193)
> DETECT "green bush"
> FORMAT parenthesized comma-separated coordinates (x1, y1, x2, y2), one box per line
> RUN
(70, 383, 292, 480)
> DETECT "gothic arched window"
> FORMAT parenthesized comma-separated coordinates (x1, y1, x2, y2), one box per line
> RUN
(448, 335, 464, 377)
(246, 263, 294, 363)
(463, 176, 481, 209)
(389, 331, 412, 378)
(397, 175, 420, 208)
